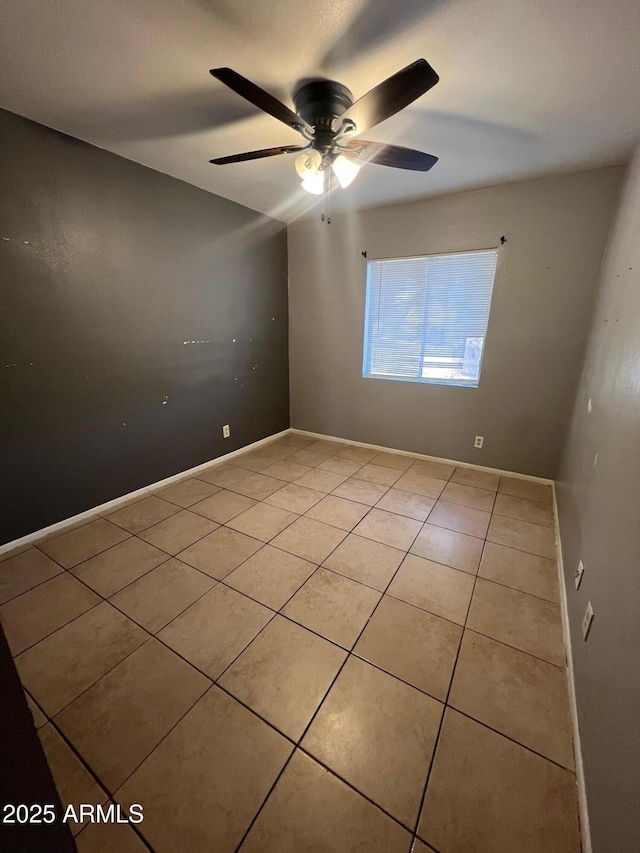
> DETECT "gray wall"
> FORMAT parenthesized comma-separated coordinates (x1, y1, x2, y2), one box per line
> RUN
(556, 148, 640, 852)
(288, 168, 622, 477)
(0, 109, 289, 544)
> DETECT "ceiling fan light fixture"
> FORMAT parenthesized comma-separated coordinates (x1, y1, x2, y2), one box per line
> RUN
(332, 154, 360, 188)
(301, 169, 325, 195)
(295, 149, 322, 178)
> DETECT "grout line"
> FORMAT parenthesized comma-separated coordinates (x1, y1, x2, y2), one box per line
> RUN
(43, 717, 156, 852)
(10, 598, 104, 658)
(444, 705, 576, 773)
(409, 535, 487, 847)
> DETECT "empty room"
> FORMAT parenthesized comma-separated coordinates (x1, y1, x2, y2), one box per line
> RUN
(0, 1, 638, 852)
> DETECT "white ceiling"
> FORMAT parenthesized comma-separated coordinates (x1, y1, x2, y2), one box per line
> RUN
(1, 0, 640, 222)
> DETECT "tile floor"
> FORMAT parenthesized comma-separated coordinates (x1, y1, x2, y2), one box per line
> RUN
(0, 433, 581, 853)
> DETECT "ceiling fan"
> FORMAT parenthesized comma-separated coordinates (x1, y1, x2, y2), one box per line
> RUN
(209, 60, 439, 194)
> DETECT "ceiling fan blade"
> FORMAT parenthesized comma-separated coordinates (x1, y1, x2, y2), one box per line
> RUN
(336, 59, 439, 136)
(210, 68, 312, 134)
(210, 145, 306, 165)
(344, 140, 438, 171)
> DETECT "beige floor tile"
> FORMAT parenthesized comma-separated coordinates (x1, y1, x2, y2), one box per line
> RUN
(332, 477, 389, 505)
(375, 488, 435, 521)
(0, 548, 63, 605)
(116, 687, 292, 853)
(428, 501, 491, 538)
(56, 638, 209, 790)
(228, 472, 285, 500)
(353, 508, 422, 550)
(230, 451, 277, 472)
(0, 573, 99, 655)
(294, 469, 349, 493)
(38, 519, 130, 569)
(37, 515, 107, 546)
(263, 482, 325, 513)
(487, 515, 556, 559)
(498, 476, 553, 505)
(305, 495, 370, 531)
(302, 657, 443, 827)
(493, 493, 554, 527)
(158, 585, 273, 679)
(318, 456, 365, 476)
(109, 559, 215, 633)
(410, 460, 455, 481)
(227, 503, 298, 542)
(355, 595, 462, 700)
(441, 481, 496, 511)
(388, 555, 475, 626)
(154, 477, 220, 508)
(354, 463, 402, 487)
(450, 466, 500, 491)
(323, 534, 404, 591)
(195, 464, 251, 488)
(0, 542, 32, 562)
(369, 451, 414, 471)
(39, 724, 108, 835)
(17, 602, 146, 716)
(239, 750, 411, 853)
(306, 439, 344, 454)
(479, 541, 559, 603)
(275, 433, 315, 448)
(260, 459, 311, 482)
(393, 469, 446, 499)
(336, 446, 378, 463)
(105, 496, 181, 534)
(26, 691, 47, 728)
(449, 631, 574, 768)
(467, 578, 565, 666)
(138, 510, 219, 555)
(411, 523, 484, 575)
(282, 568, 380, 649)
(225, 546, 316, 610)
(72, 537, 167, 597)
(76, 821, 148, 853)
(219, 616, 347, 740)
(288, 448, 335, 467)
(271, 517, 347, 564)
(190, 489, 256, 523)
(177, 527, 262, 579)
(418, 709, 580, 853)
(256, 442, 297, 461)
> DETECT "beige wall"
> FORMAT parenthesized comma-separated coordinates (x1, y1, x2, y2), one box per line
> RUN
(288, 167, 622, 477)
(557, 147, 640, 851)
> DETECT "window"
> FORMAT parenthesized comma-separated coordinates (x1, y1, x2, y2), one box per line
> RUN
(362, 248, 498, 387)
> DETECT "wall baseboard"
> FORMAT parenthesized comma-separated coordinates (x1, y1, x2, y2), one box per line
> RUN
(291, 428, 554, 484)
(0, 429, 291, 557)
(552, 486, 592, 853)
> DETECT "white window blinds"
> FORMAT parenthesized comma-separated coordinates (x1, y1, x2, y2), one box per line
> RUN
(362, 248, 498, 387)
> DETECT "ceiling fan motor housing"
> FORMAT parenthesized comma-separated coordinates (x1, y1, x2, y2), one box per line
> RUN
(293, 80, 354, 153)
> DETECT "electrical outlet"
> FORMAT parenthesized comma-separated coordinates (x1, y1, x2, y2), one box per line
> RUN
(582, 601, 594, 640)
(575, 560, 585, 590)
(474, 436, 484, 449)
(222, 424, 230, 439)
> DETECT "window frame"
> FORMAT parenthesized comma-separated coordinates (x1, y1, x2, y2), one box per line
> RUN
(362, 246, 500, 389)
